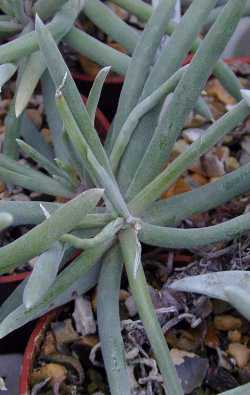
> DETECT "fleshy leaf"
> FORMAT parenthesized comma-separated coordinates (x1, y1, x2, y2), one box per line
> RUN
(0, 189, 104, 274)
(86, 66, 111, 126)
(0, 256, 103, 338)
(97, 246, 130, 395)
(170, 271, 250, 321)
(23, 242, 64, 308)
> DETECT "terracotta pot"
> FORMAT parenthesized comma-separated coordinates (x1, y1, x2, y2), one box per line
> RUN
(183, 54, 250, 68)
(223, 55, 250, 66)
(75, 71, 124, 122)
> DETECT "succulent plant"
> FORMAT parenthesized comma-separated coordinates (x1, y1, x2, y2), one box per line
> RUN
(1, 0, 250, 394)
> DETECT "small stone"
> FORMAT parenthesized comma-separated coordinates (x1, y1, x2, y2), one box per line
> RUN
(190, 173, 208, 187)
(240, 150, 250, 166)
(51, 319, 79, 345)
(10, 193, 30, 201)
(202, 152, 225, 177)
(41, 331, 57, 356)
(162, 177, 191, 199)
(215, 146, 230, 161)
(206, 79, 235, 105)
(119, 289, 130, 301)
(185, 114, 206, 128)
(183, 128, 203, 143)
(225, 157, 240, 172)
(73, 296, 96, 336)
(0, 377, 7, 391)
(173, 139, 189, 156)
(125, 295, 137, 317)
(228, 343, 250, 368)
(31, 363, 67, 386)
(76, 335, 99, 348)
(214, 315, 242, 331)
(228, 330, 242, 343)
(224, 135, 233, 144)
(189, 159, 204, 175)
(170, 349, 209, 394)
(30, 192, 43, 199)
(41, 128, 52, 143)
(205, 324, 220, 349)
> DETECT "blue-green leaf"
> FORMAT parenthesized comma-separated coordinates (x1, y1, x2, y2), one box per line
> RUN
(23, 242, 65, 309)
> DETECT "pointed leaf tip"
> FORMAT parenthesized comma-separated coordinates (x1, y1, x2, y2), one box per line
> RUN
(241, 89, 250, 106)
(35, 13, 44, 30)
(103, 66, 112, 73)
(89, 188, 105, 202)
(0, 213, 13, 230)
(224, 286, 250, 321)
(15, 104, 21, 118)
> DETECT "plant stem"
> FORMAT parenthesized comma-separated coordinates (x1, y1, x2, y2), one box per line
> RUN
(120, 228, 184, 395)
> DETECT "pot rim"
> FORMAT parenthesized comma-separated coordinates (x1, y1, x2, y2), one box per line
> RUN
(73, 69, 124, 85)
(0, 272, 30, 284)
(19, 309, 59, 395)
